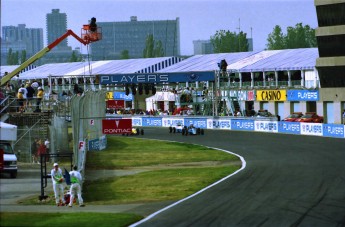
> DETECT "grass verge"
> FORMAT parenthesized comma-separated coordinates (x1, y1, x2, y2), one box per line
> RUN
(4, 136, 241, 227)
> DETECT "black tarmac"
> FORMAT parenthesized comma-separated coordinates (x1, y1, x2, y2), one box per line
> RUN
(133, 128, 345, 227)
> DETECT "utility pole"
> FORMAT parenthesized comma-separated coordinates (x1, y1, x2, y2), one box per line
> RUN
(236, 18, 241, 52)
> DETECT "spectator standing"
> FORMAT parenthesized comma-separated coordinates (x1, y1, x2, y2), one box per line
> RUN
(68, 166, 85, 207)
(35, 87, 44, 112)
(5, 82, 14, 96)
(26, 82, 35, 110)
(18, 84, 27, 110)
(342, 110, 345, 125)
(17, 89, 25, 112)
(37, 139, 47, 164)
(51, 163, 66, 206)
(31, 138, 39, 164)
(44, 138, 50, 154)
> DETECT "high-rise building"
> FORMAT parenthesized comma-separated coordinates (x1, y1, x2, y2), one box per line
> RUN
(90, 16, 180, 60)
(193, 40, 214, 55)
(315, 0, 345, 87)
(1, 24, 43, 65)
(46, 9, 68, 48)
(45, 9, 74, 64)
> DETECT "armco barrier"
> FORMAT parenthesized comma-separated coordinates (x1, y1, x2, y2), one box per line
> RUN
(109, 115, 345, 139)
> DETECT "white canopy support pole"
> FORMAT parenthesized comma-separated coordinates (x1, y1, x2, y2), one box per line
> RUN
(83, 77, 86, 91)
(54, 78, 58, 93)
(301, 70, 305, 87)
(251, 72, 254, 88)
(239, 72, 242, 89)
(62, 77, 65, 91)
(48, 75, 52, 95)
(263, 71, 266, 87)
(275, 71, 278, 88)
(287, 70, 292, 87)
(68, 78, 72, 91)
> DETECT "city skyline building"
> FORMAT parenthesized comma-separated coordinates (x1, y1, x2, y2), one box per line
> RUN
(90, 16, 180, 60)
(46, 9, 68, 48)
(44, 9, 75, 64)
(1, 24, 44, 65)
(193, 40, 214, 55)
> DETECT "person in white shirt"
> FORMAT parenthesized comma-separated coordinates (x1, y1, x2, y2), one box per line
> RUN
(51, 163, 66, 206)
(68, 166, 85, 207)
(44, 139, 50, 153)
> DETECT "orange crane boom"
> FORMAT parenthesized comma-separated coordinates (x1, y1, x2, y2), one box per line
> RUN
(1, 25, 101, 86)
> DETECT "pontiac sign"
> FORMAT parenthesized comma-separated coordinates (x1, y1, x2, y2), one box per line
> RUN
(102, 119, 132, 134)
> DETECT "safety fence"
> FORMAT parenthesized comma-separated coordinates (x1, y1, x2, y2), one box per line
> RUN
(106, 115, 345, 139)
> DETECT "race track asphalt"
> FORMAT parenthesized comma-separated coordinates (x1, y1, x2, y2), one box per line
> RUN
(132, 127, 345, 227)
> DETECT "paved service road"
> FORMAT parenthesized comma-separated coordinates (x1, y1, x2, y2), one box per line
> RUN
(134, 128, 345, 227)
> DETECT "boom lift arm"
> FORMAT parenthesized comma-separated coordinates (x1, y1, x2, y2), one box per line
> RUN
(1, 25, 101, 86)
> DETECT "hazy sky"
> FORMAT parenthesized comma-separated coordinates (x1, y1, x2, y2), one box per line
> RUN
(1, 0, 318, 55)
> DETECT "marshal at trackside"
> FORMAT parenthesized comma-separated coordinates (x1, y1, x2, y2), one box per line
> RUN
(102, 119, 132, 134)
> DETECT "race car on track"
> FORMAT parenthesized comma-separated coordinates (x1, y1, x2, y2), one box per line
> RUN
(295, 112, 324, 123)
(169, 123, 204, 136)
(282, 112, 303, 122)
(122, 128, 144, 136)
(169, 122, 184, 133)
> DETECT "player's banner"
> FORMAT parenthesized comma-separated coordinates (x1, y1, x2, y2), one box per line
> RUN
(102, 119, 132, 134)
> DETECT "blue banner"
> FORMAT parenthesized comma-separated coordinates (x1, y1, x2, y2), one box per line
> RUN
(207, 119, 231, 129)
(142, 117, 162, 127)
(231, 119, 255, 131)
(278, 122, 301, 134)
(100, 71, 215, 84)
(132, 118, 142, 126)
(255, 121, 278, 132)
(113, 92, 133, 101)
(162, 118, 184, 127)
(184, 118, 208, 128)
(287, 90, 319, 101)
(88, 136, 107, 151)
(323, 124, 345, 138)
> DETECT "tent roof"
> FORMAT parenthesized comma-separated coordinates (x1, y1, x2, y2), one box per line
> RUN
(0, 65, 20, 77)
(158, 52, 257, 72)
(4, 48, 319, 81)
(17, 56, 181, 80)
(228, 48, 318, 72)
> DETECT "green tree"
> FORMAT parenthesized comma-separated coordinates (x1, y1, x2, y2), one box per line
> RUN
(9, 50, 19, 65)
(7, 48, 13, 65)
(20, 50, 27, 64)
(266, 23, 317, 50)
(210, 30, 249, 53)
(154, 40, 164, 57)
(69, 51, 82, 62)
(143, 34, 165, 58)
(120, 50, 130, 59)
(266, 25, 285, 50)
(143, 34, 155, 58)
